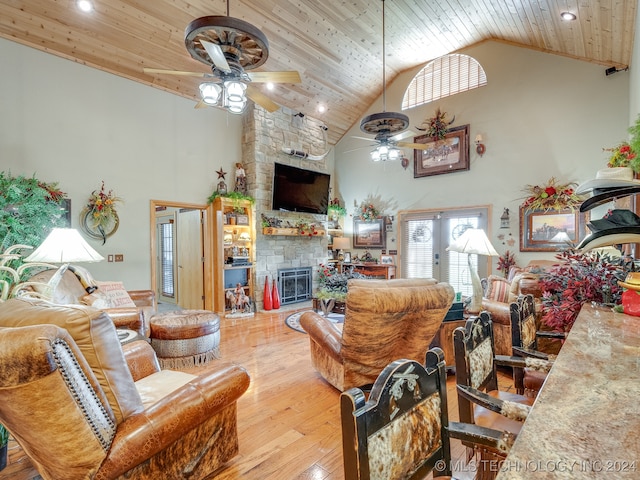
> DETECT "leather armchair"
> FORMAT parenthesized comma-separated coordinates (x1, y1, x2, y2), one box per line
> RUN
(27, 266, 156, 337)
(300, 278, 454, 391)
(481, 260, 557, 356)
(0, 298, 250, 479)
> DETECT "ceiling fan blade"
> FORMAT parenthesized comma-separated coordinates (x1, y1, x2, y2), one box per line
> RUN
(343, 144, 374, 154)
(201, 40, 231, 73)
(397, 141, 427, 150)
(144, 67, 210, 77)
(352, 135, 376, 142)
(246, 85, 280, 112)
(248, 71, 301, 83)
(390, 130, 417, 142)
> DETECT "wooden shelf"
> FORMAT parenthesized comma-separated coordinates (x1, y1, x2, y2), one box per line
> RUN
(262, 227, 326, 236)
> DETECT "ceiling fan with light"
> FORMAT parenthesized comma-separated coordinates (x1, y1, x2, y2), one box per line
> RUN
(353, 0, 425, 165)
(143, 1, 301, 114)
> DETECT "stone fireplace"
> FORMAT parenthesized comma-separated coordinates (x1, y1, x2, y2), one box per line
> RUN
(240, 105, 331, 309)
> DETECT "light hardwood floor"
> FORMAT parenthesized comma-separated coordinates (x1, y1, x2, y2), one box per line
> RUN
(1, 306, 515, 479)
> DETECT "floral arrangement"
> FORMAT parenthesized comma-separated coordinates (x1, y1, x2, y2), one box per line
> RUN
(604, 142, 640, 172)
(419, 108, 455, 141)
(497, 250, 517, 278)
(521, 177, 584, 212)
(539, 249, 630, 332)
(295, 219, 321, 237)
(316, 263, 367, 301)
(327, 198, 347, 217)
(356, 202, 380, 222)
(86, 181, 121, 230)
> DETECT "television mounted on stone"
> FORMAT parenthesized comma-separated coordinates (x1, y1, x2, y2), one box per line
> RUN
(272, 163, 330, 215)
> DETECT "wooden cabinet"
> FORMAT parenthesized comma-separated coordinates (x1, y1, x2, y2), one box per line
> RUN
(346, 263, 396, 279)
(212, 197, 254, 315)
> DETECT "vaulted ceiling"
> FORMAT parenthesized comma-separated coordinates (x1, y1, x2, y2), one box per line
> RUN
(0, 0, 635, 145)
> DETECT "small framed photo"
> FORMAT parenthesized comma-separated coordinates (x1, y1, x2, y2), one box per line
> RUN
(343, 251, 352, 263)
(380, 255, 394, 265)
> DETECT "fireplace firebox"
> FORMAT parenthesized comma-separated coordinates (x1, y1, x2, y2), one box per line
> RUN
(278, 267, 312, 305)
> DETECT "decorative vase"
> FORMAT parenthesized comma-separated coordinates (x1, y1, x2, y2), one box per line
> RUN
(272, 279, 280, 309)
(263, 276, 272, 311)
(320, 298, 335, 317)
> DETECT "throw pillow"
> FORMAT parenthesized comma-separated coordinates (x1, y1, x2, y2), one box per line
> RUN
(485, 275, 510, 303)
(83, 281, 136, 308)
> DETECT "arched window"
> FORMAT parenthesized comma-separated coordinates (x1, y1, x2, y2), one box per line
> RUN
(402, 54, 487, 109)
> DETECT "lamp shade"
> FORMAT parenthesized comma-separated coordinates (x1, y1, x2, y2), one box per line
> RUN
(24, 228, 104, 263)
(447, 228, 498, 256)
(332, 237, 351, 250)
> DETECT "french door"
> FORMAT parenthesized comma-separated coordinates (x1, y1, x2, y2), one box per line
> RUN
(399, 207, 491, 298)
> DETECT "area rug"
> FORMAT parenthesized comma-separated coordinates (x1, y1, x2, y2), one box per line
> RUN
(285, 309, 344, 334)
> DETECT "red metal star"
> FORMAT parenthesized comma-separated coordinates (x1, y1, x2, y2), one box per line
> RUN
(216, 168, 227, 180)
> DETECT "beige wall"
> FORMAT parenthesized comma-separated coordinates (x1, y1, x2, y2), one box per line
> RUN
(0, 38, 243, 289)
(1, 34, 638, 287)
(334, 41, 631, 267)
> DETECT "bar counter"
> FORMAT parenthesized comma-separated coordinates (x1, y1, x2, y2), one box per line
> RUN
(496, 303, 640, 479)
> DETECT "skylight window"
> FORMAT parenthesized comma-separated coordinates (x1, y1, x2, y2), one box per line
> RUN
(402, 54, 487, 109)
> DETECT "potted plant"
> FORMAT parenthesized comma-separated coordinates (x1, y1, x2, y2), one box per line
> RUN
(327, 198, 347, 221)
(539, 249, 632, 332)
(0, 423, 8, 471)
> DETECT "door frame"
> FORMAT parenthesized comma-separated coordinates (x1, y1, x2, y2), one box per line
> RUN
(150, 200, 214, 310)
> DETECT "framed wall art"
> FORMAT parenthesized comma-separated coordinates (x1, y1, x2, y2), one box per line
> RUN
(414, 124, 470, 178)
(353, 218, 386, 249)
(380, 255, 394, 265)
(519, 207, 588, 251)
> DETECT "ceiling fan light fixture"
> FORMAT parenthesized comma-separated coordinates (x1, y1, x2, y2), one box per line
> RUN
(199, 82, 222, 105)
(225, 80, 247, 102)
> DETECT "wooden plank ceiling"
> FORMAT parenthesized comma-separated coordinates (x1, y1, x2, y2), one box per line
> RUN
(0, 0, 635, 145)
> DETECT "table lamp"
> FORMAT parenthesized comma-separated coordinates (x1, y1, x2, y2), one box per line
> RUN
(18, 228, 104, 299)
(446, 228, 498, 314)
(333, 236, 350, 261)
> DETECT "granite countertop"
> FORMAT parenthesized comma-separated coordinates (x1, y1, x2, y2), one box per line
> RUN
(496, 303, 640, 479)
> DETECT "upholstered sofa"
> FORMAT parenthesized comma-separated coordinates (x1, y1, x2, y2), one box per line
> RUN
(25, 265, 156, 337)
(0, 297, 250, 479)
(482, 260, 557, 355)
(300, 278, 454, 391)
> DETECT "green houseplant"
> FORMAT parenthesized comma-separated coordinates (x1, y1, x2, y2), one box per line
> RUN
(0, 172, 67, 252)
(0, 423, 9, 471)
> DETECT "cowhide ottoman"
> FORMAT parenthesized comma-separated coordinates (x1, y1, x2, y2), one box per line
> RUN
(149, 310, 221, 369)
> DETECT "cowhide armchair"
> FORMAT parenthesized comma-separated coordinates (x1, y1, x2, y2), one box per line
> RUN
(300, 278, 454, 391)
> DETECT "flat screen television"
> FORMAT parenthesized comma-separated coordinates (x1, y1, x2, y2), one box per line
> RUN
(272, 163, 331, 215)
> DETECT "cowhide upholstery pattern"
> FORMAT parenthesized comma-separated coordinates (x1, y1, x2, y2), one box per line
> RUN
(302, 279, 454, 392)
(98, 405, 239, 480)
(469, 337, 493, 390)
(367, 392, 441, 480)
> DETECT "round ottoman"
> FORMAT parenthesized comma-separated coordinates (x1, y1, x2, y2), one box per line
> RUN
(149, 310, 221, 369)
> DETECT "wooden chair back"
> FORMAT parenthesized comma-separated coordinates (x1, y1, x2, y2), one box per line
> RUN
(340, 348, 452, 479)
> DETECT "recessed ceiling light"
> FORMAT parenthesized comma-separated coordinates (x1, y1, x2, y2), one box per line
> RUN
(317, 104, 326, 113)
(560, 11, 577, 21)
(266, 82, 275, 91)
(77, 0, 93, 13)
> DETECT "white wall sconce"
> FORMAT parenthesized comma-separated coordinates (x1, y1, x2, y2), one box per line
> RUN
(475, 134, 486, 156)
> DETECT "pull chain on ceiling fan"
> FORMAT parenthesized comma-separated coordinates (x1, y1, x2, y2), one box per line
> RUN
(143, 0, 301, 114)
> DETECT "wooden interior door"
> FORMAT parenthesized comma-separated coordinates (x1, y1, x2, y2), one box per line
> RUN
(177, 208, 204, 309)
